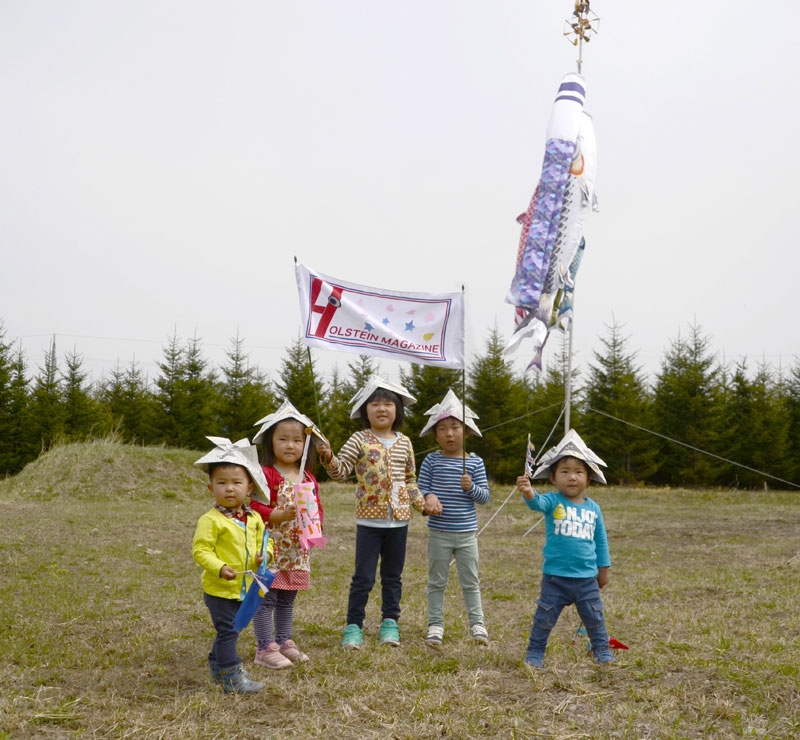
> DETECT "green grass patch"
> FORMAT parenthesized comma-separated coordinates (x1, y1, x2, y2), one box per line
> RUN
(1, 440, 799, 738)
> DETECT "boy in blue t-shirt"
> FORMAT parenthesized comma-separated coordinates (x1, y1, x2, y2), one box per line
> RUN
(516, 429, 614, 668)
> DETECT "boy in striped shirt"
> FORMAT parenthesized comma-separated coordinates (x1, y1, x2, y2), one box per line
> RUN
(418, 390, 491, 649)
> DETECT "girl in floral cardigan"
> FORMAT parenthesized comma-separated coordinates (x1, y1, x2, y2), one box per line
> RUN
(317, 377, 438, 650)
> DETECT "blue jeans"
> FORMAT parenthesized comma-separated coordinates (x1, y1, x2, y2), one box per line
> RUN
(346, 524, 408, 627)
(203, 592, 243, 668)
(526, 574, 612, 664)
(427, 529, 484, 628)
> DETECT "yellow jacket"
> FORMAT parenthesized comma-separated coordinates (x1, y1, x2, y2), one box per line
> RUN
(192, 506, 273, 600)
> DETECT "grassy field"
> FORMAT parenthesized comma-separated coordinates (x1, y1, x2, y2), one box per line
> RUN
(1, 438, 799, 739)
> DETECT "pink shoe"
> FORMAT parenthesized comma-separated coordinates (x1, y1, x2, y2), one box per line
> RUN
(254, 642, 292, 669)
(280, 639, 309, 663)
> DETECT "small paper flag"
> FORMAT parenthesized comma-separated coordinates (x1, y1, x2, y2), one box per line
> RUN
(524, 434, 536, 477)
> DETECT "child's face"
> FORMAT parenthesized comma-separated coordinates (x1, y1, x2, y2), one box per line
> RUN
(208, 464, 254, 512)
(434, 417, 465, 457)
(366, 397, 397, 435)
(549, 456, 590, 500)
(272, 419, 306, 467)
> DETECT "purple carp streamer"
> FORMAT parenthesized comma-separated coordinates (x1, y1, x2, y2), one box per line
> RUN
(505, 73, 598, 371)
(507, 137, 576, 310)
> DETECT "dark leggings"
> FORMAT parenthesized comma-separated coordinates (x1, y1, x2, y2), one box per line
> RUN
(346, 524, 408, 627)
(253, 588, 299, 647)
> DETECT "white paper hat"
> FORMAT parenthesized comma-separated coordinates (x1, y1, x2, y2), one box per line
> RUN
(193, 436, 270, 503)
(531, 428, 607, 484)
(419, 388, 482, 437)
(252, 400, 318, 445)
(348, 375, 416, 419)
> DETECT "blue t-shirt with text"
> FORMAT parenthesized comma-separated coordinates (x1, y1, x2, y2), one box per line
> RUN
(524, 491, 610, 578)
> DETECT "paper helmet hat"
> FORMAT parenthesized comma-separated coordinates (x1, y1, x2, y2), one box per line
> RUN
(193, 436, 270, 503)
(531, 428, 607, 484)
(252, 400, 317, 445)
(348, 375, 416, 419)
(419, 388, 482, 437)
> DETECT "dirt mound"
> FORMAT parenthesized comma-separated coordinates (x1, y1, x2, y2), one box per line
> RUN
(0, 436, 205, 501)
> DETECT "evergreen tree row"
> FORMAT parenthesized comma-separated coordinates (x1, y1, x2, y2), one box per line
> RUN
(1, 320, 799, 488)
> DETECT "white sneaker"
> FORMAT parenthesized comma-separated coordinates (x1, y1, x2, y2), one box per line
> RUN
(424, 624, 444, 649)
(470, 623, 490, 645)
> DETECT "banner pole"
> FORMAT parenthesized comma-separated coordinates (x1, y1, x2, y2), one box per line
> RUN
(461, 284, 467, 474)
(564, 317, 573, 434)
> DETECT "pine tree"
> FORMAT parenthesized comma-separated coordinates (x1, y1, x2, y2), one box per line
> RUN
(275, 338, 324, 423)
(467, 327, 531, 483)
(155, 332, 217, 449)
(652, 323, 721, 486)
(2, 344, 35, 474)
(0, 323, 11, 414)
(400, 363, 463, 439)
(155, 330, 184, 444)
(62, 348, 105, 439)
(518, 338, 579, 461)
(716, 360, 790, 488)
(179, 334, 218, 449)
(321, 366, 356, 451)
(344, 355, 380, 397)
(100, 360, 160, 444)
(784, 358, 800, 485)
(218, 333, 275, 441)
(543, 338, 582, 435)
(516, 370, 557, 455)
(29, 336, 66, 453)
(124, 362, 160, 444)
(583, 322, 658, 484)
(0, 325, 18, 475)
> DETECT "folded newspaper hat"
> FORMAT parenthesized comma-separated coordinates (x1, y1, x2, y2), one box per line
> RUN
(349, 375, 416, 419)
(193, 436, 269, 503)
(252, 400, 317, 445)
(531, 428, 607, 484)
(419, 388, 482, 437)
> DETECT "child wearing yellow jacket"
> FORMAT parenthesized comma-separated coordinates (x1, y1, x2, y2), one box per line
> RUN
(193, 437, 274, 693)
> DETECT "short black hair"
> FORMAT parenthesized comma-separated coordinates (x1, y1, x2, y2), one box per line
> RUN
(549, 455, 592, 477)
(358, 387, 405, 430)
(434, 416, 469, 435)
(207, 461, 252, 482)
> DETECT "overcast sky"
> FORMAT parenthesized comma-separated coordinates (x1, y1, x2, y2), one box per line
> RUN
(2, 1, 798, 389)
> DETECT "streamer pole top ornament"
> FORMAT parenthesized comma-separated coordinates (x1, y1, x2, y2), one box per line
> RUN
(564, 1, 600, 74)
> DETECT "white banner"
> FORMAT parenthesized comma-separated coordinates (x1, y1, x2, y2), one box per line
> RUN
(295, 264, 465, 369)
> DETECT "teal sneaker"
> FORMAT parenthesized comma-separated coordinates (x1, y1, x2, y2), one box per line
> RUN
(342, 623, 363, 650)
(379, 618, 400, 646)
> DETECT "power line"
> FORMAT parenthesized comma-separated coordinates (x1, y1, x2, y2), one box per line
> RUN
(585, 405, 800, 490)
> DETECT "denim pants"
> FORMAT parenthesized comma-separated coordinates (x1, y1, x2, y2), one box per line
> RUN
(346, 524, 408, 627)
(203, 592, 242, 668)
(426, 529, 484, 628)
(526, 574, 611, 662)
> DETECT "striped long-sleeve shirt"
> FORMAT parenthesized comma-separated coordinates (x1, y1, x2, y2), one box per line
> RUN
(418, 452, 490, 532)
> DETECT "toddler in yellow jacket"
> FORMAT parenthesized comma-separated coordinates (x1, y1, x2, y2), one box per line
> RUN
(192, 437, 274, 693)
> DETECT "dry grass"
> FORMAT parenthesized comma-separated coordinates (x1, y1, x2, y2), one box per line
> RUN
(1, 440, 799, 739)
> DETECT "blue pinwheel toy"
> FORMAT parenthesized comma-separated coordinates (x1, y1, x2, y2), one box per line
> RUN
(233, 530, 275, 632)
